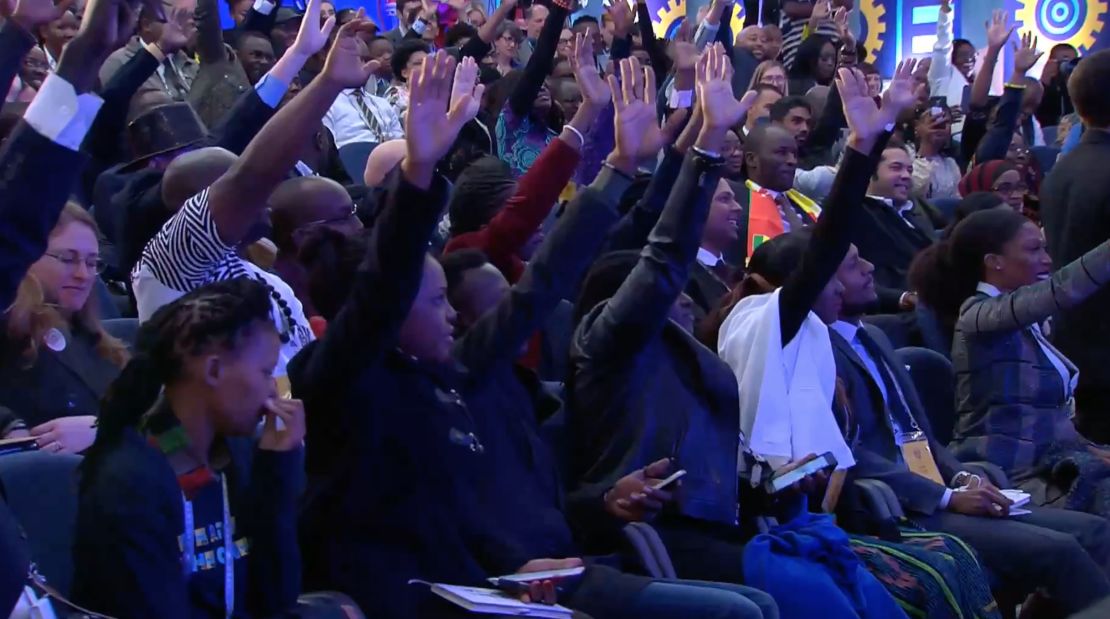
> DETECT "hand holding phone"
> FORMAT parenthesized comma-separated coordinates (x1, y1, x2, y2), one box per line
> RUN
(604, 458, 679, 522)
(764, 452, 838, 494)
(492, 559, 585, 604)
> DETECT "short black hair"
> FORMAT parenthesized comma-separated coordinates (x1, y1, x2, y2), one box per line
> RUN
(439, 249, 490, 297)
(858, 61, 879, 76)
(769, 95, 811, 121)
(391, 40, 431, 83)
(572, 15, 599, 27)
(445, 23, 477, 48)
(1050, 43, 1078, 57)
(1069, 49, 1110, 128)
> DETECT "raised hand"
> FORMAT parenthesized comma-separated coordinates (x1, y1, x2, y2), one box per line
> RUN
(605, 56, 660, 172)
(449, 55, 482, 121)
(56, 0, 144, 93)
(832, 6, 852, 46)
(570, 32, 611, 109)
(985, 9, 1014, 51)
(810, 0, 832, 25)
(878, 57, 922, 124)
(321, 13, 382, 89)
(940, 0, 951, 13)
(1012, 31, 1043, 76)
(696, 44, 756, 132)
(157, 5, 195, 55)
(607, 0, 633, 39)
(839, 59, 916, 151)
(289, 0, 337, 58)
(0, 0, 74, 32)
(405, 51, 483, 183)
(258, 398, 306, 451)
(673, 40, 698, 72)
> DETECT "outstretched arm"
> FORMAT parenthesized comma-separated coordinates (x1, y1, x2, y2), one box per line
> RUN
(508, 0, 570, 116)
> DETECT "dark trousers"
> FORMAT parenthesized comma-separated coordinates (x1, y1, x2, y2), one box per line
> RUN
(916, 506, 1110, 613)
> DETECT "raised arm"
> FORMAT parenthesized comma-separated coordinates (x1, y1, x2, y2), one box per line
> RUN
(296, 53, 482, 399)
(928, 0, 954, 92)
(0, 0, 74, 96)
(958, 241, 1110, 334)
(204, 0, 338, 245)
(508, 0, 570, 116)
(579, 48, 750, 361)
(458, 0, 515, 60)
(974, 32, 1042, 163)
(808, 77, 847, 153)
(970, 10, 1013, 111)
(778, 60, 920, 344)
(193, 0, 226, 63)
(635, 0, 670, 80)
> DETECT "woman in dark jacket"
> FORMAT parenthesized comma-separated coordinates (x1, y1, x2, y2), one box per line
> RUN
(71, 278, 308, 619)
(0, 204, 128, 447)
(911, 207, 1110, 518)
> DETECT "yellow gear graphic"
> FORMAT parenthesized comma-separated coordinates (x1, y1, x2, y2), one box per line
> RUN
(730, 5, 746, 39)
(859, 0, 887, 61)
(653, 0, 685, 39)
(1015, 0, 1106, 53)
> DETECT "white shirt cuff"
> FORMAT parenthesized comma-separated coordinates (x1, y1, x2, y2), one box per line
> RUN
(939, 488, 953, 509)
(23, 73, 105, 151)
(252, 0, 276, 15)
(668, 89, 693, 109)
(255, 73, 290, 109)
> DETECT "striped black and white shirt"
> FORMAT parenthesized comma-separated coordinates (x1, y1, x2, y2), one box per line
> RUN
(780, 1, 839, 71)
(131, 188, 314, 377)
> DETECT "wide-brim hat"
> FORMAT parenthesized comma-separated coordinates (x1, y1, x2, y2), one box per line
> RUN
(124, 102, 207, 170)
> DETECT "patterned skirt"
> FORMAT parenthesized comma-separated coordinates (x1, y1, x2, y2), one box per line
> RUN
(850, 528, 1001, 619)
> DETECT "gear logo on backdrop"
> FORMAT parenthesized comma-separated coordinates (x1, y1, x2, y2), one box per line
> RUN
(859, 0, 888, 61)
(1014, 0, 1107, 52)
(654, 0, 687, 39)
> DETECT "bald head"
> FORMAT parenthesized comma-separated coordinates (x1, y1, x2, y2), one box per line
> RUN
(161, 147, 237, 212)
(270, 176, 362, 254)
(363, 139, 407, 186)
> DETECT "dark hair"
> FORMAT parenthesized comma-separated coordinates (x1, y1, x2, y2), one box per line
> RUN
(496, 21, 524, 43)
(909, 208, 1028, 331)
(858, 61, 879, 76)
(572, 15, 599, 27)
(941, 192, 1006, 238)
(298, 227, 370, 321)
(235, 29, 273, 51)
(573, 250, 642, 325)
(854, 42, 867, 64)
(769, 95, 811, 122)
(789, 34, 835, 81)
(449, 156, 516, 235)
(439, 249, 490, 304)
(952, 38, 974, 64)
(83, 279, 275, 482)
(445, 22, 477, 48)
(392, 40, 431, 83)
(1069, 49, 1110, 128)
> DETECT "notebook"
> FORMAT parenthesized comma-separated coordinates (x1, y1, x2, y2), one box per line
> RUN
(410, 581, 573, 618)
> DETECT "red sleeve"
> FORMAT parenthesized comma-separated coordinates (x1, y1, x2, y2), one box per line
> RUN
(444, 137, 580, 283)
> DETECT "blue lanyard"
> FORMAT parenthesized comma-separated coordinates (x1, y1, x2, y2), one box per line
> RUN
(182, 474, 234, 618)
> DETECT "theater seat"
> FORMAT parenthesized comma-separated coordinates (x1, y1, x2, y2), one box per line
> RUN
(621, 523, 677, 579)
(0, 452, 81, 597)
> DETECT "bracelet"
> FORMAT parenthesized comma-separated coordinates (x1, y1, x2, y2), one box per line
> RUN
(602, 160, 635, 180)
(692, 145, 723, 160)
(563, 124, 585, 147)
(1004, 82, 1028, 90)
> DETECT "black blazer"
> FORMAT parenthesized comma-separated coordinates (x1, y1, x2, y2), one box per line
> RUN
(829, 323, 963, 516)
(1041, 129, 1110, 406)
(686, 261, 730, 319)
(853, 196, 938, 312)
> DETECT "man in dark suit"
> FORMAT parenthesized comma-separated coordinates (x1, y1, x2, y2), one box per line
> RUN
(830, 244, 1110, 614)
(1041, 50, 1110, 443)
(854, 141, 938, 312)
(384, 0, 425, 43)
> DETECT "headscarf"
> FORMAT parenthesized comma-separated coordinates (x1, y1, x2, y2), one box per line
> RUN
(958, 160, 1016, 197)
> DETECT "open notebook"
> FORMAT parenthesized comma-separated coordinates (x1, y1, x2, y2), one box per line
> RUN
(410, 581, 573, 618)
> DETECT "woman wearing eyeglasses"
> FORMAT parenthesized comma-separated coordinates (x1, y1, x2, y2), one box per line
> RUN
(0, 204, 129, 452)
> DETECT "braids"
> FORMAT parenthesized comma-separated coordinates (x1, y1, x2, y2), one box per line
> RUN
(82, 278, 275, 483)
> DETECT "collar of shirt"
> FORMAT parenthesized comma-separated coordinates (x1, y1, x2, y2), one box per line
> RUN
(976, 282, 1002, 297)
(697, 247, 722, 267)
(867, 194, 914, 215)
(831, 320, 862, 345)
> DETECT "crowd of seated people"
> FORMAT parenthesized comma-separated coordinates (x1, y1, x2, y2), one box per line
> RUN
(6, 0, 1110, 617)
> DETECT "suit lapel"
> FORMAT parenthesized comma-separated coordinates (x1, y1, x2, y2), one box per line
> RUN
(828, 328, 890, 430)
(48, 329, 113, 399)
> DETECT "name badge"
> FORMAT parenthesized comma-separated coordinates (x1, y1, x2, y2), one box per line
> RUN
(898, 431, 944, 485)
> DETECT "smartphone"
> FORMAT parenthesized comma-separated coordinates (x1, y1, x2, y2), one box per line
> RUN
(764, 452, 838, 494)
(652, 469, 687, 490)
(488, 566, 586, 594)
(0, 436, 39, 457)
(927, 96, 948, 119)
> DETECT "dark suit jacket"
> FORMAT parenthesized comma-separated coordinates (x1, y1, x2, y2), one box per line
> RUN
(0, 122, 87, 311)
(853, 196, 938, 312)
(686, 261, 730, 319)
(1041, 129, 1110, 405)
(830, 323, 963, 515)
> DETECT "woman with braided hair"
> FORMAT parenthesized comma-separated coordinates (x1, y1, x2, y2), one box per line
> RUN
(71, 277, 309, 619)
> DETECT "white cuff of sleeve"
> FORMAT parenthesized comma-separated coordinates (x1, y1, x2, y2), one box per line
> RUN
(939, 488, 953, 509)
(252, 0, 276, 15)
(668, 89, 693, 109)
(23, 73, 105, 151)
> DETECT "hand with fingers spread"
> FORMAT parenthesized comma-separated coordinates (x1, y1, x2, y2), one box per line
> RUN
(605, 56, 661, 173)
(1, 0, 75, 33)
(404, 51, 484, 185)
(157, 6, 196, 55)
(1011, 31, 1043, 77)
(694, 44, 757, 153)
(56, 0, 145, 93)
(838, 58, 919, 152)
(321, 12, 382, 89)
(259, 398, 307, 451)
(879, 57, 923, 124)
(288, 0, 338, 59)
(570, 32, 611, 113)
(985, 9, 1015, 51)
(607, 0, 633, 40)
(604, 457, 678, 522)
(832, 6, 852, 47)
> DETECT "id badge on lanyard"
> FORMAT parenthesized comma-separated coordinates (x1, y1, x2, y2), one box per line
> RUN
(896, 430, 944, 484)
(182, 475, 235, 618)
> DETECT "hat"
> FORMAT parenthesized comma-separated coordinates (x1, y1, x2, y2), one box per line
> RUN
(274, 7, 304, 24)
(125, 102, 208, 169)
